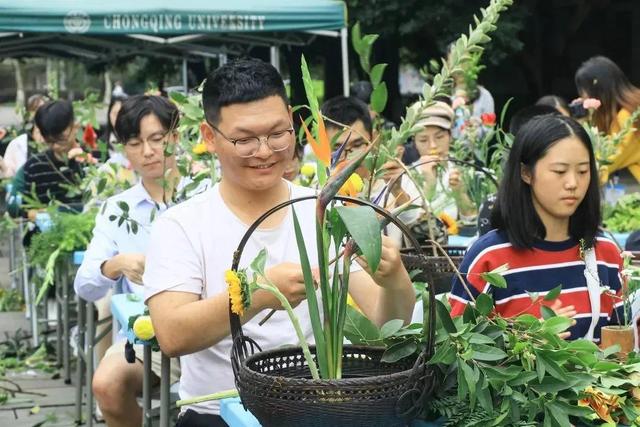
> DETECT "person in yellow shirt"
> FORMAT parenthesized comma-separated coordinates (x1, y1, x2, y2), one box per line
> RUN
(575, 55, 640, 182)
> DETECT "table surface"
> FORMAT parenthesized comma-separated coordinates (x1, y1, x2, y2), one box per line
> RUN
(110, 293, 147, 343)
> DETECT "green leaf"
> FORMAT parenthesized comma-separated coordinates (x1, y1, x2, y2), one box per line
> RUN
(369, 63, 387, 87)
(475, 293, 493, 316)
(540, 305, 556, 320)
(536, 351, 568, 381)
(546, 401, 572, 427)
(117, 201, 129, 212)
(131, 221, 138, 235)
(250, 248, 268, 276)
(428, 341, 457, 365)
(541, 316, 573, 335)
(480, 272, 506, 288)
(566, 339, 599, 353)
(343, 305, 382, 345)
(97, 177, 107, 195)
(291, 208, 327, 378)
(370, 82, 388, 114)
(108, 215, 117, 222)
(469, 343, 507, 361)
(468, 333, 495, 345)
(601, 344, 621, 358)
(543, 285, 562, 301)
(381, 340, 418, 363)
(335, 205, 381, 273)
(380, 319, 404, 338)
(169, 91, 187, 104)
(435, 298, 456, 334)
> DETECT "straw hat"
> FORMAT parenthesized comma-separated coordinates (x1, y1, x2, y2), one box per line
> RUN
(412, 100, 455, 130)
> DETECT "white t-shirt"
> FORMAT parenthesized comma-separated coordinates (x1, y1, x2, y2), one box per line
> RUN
(144, 181, 348, 415)
(2, 134, 28, 178)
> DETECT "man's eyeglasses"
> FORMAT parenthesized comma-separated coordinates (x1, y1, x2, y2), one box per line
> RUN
(124, 132, 169, 152)
(211, 125, 294, 158)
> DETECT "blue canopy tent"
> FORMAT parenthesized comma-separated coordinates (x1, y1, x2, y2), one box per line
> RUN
(0, 0, 350, 94)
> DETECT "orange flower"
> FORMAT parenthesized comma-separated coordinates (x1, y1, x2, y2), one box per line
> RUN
(578, 386, 619, 424)
(439, 212, 459, 235)
(300, 116, 330, 167)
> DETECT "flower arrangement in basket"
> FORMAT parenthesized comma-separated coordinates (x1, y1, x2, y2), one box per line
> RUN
(217, 1, 515, 426)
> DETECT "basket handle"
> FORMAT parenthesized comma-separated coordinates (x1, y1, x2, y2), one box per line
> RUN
(228, 194, 436, 363)
(381, 156, 498, 212)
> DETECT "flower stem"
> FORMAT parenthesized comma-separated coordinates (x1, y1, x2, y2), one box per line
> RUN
(255, 282, 320, 380)
(176, 389, 239, 407)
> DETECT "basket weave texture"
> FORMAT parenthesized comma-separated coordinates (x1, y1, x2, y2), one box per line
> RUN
(236, 345, 416, 427)
(400, 245, 466, 294)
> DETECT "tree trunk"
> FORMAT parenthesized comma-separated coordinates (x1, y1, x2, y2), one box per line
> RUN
(12, 59, 25, 109)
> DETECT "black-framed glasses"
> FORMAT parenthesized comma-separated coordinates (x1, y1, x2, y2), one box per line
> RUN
(124, 132, 169, 153)
(211, 125, 294, 158)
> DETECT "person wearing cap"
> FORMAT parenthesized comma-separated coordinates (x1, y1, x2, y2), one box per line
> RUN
(411, 100, 477, 220)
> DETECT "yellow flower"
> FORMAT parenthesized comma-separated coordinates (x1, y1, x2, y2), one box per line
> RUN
(438, 212, 459, 235)
(133, 315, 155, 341)
(192, 142, 208, 155)
(338, 173, 364, 197)
(300, 163, 316, 178)
(225, 270, 245, 316)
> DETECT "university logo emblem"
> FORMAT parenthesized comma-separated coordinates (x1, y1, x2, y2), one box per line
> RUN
(64, 11, 91, 34)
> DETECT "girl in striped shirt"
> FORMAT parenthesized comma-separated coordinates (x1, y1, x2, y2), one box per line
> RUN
(450, 114, 624, 342)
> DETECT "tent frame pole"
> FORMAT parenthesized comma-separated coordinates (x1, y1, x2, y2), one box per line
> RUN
(340, 27, 349, 96)
(182, 57, 188, 93)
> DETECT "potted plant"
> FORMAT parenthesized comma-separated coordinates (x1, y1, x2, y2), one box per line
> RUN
(600, 252, 640, 357)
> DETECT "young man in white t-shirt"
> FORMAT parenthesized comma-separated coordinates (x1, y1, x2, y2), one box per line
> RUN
(144, 58, 415, 427)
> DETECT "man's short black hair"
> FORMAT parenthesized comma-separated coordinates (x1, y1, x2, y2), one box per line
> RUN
(114, 95, 179, 143)
(509, 105, 560, 135)
(202, 58, 289, 126)
(34, 100, 74, 142)
(321, 96, 373, 136)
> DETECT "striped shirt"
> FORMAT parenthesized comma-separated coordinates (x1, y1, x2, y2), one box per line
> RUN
(449, 230, 624, 342)
(22, 149, 84, 206)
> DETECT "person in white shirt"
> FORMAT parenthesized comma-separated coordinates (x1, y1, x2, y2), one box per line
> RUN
(144, 58, 415, 427)
(0, 94, 48, 178)
(74, 95, 192, 427)
(410, 100, 477, 220)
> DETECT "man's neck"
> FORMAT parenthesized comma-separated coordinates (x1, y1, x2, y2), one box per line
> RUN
(141, 170, 180, 204)
(219, 179, 290, 227)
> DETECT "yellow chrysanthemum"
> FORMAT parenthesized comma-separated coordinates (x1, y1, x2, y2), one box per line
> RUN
(133, 315, 155, 341)
(438, 212, 459, 235)
(300, 163, 316, 178)
(192, 142, 208, 155)
(338, 173, 364, 197)
(225, 270, 245, 316)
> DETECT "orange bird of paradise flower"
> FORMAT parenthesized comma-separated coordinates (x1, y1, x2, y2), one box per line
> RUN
(300, 115, 331, 167)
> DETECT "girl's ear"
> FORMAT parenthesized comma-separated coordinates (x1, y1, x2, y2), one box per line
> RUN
(520, 162, 532, 185)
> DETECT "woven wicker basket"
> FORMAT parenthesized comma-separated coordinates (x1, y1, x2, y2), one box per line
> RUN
(228, 195, 436, 427)
(400, 245, 466, 294)
(235, 345, 416, 427)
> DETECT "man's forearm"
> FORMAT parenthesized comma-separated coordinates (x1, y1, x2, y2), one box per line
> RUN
(372, 279, 415, 326)
(148, 290, 271, 357)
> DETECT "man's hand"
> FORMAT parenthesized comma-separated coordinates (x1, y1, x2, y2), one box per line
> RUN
(355, 235, 410, 290)
(102, 253, 146, 284)
(254, 263, 317, 311)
